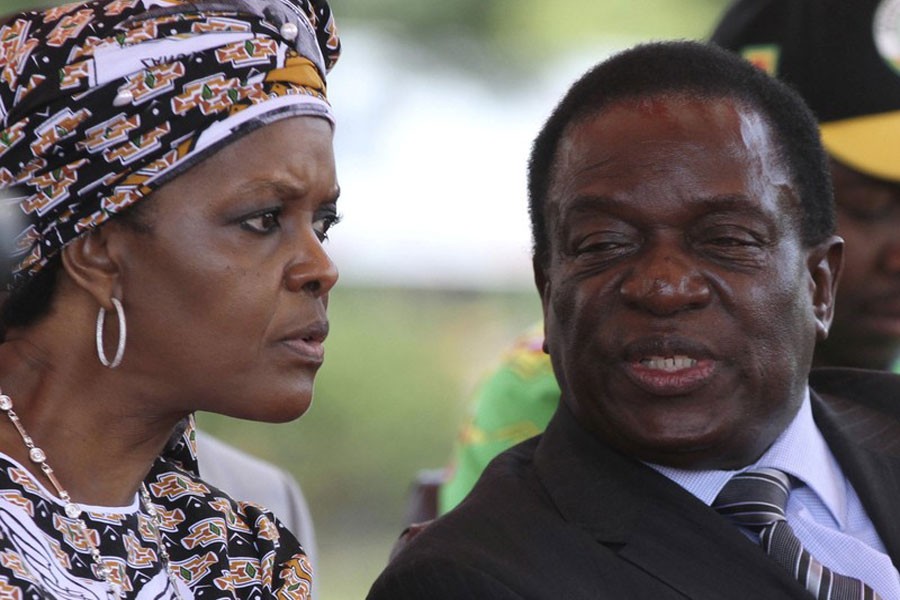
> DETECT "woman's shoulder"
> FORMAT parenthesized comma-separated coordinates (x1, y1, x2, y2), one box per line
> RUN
(146, 455, 314, 597)
(152, 417, 299, 548)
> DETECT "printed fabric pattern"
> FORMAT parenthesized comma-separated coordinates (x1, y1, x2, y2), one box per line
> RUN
(0, 0, 340, 287)
(0, 417, 313, 598)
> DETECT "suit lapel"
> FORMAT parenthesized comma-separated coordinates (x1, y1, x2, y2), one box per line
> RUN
(534, 405, 808, 598)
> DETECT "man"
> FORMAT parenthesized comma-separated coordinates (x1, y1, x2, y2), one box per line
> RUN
(369, 41, 900, 599)
(437, 0, 900, 516)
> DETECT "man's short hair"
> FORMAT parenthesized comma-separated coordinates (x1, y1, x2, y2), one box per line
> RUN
(527, 40, 835, 266)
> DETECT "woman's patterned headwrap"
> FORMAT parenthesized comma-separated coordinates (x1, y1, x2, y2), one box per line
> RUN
(0, 0, 340, 288)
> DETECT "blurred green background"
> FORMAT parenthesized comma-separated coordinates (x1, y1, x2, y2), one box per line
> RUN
(2, 0, 731, 597)
(204, 286, 544, 599)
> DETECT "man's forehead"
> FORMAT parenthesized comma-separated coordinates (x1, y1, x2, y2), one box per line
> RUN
(554, 95, 778, 177)
(592, 93, 745, 125)
(573, 92, 749, 128)
(544, 93, 799, 228)
(556, 97, 723, 174)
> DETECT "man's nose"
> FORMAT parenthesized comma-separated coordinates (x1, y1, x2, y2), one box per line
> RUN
(619, 244, 711, 315)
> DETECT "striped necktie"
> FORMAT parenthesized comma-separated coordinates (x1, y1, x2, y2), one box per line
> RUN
(712, 468, 882, 600)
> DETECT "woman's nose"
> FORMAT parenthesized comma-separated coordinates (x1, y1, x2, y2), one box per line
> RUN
(283, 233, 339, 296)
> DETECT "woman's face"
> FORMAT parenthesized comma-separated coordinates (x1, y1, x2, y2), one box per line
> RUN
(113, 116, 339, 422)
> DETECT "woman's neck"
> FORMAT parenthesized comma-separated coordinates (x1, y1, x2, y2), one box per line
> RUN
(0, 337, 184, 506)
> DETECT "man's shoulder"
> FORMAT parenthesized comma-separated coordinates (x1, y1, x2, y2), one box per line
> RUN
(378, 434, 619, 598)
(435, 436, 550, 536)
(368, 448, 549, 600)
(810, 367, 900, 457)
(367, 554, 524, 600)
(384, 438, 553, 575)
(811, 367, 900, 416)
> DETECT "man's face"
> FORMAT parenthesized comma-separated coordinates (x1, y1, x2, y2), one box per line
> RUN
(536, 95, 841, 470)
(818, 159, 900, 370)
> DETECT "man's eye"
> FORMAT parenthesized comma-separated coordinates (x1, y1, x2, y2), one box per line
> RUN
(577, 241, 626, 254)
(707, 236, 756, 247)
(697, 224, 765, 248)
(571, 229, 633, 254)
(241, 210, 281, 234)
(313, 210, 341, 242)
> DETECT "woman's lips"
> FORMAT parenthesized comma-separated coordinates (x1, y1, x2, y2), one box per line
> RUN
(279, 321, 328, 365)
(624, 355, 717, 396)
(280, 337, 325, 364)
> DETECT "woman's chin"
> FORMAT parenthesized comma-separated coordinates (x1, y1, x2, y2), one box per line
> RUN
(264, 395, 313, 423)
(215, 390, 314, 423)
(273, 397, 314, 423)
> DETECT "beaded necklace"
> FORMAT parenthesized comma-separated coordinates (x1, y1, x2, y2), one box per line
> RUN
(0, 390, 185, 599)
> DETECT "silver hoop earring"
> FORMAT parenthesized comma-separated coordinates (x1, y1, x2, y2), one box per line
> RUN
(96, 297, 126, 369)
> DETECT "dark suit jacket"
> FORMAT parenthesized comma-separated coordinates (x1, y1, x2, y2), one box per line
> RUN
(368, 368, 900, 599)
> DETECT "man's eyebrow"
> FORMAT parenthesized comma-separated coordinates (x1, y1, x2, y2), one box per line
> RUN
(689, 194, 773, 217)
(559, 193, 767, 219)
(559, 195, 619, 220)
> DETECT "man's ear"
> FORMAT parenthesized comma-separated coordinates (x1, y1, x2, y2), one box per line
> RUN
(533, 256, 551, 354)
(60, 226, 123, 310)
(809, 235, 844, 342)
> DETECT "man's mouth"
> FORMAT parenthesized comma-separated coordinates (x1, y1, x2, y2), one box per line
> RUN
(640, 355, 698, 371)
(626, 355, 716, 396)
(621, 336, 718, 396)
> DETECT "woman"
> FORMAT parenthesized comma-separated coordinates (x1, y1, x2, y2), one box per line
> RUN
(0, 0, 340, 597)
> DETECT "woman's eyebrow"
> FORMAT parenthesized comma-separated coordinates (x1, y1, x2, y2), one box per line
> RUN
(231, 181, 341, 205)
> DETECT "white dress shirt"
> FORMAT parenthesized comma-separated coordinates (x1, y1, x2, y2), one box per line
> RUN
(650, 390, 900, 599)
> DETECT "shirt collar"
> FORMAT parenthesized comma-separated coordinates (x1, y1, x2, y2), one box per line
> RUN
(648, 389, 848, 527)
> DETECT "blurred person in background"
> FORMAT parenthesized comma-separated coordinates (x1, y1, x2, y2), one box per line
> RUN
(0, 0, 340, 596)
(713, 0, 900, 372)
(371, 39, 900, 599)
(436, 0, 900, 517)
(436, 324, 555, 513)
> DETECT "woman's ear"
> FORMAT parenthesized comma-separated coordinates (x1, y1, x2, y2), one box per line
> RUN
(809, 235, 844, 342)
(60, 226, 122, 310)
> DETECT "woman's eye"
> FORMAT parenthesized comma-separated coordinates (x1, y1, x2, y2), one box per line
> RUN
(241, 210, 281, 234)
(313, 209, 341, 242)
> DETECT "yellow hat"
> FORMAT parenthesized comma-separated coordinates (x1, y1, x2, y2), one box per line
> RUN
(820, 111, 900, 182)
(712, 0, 900, 183)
